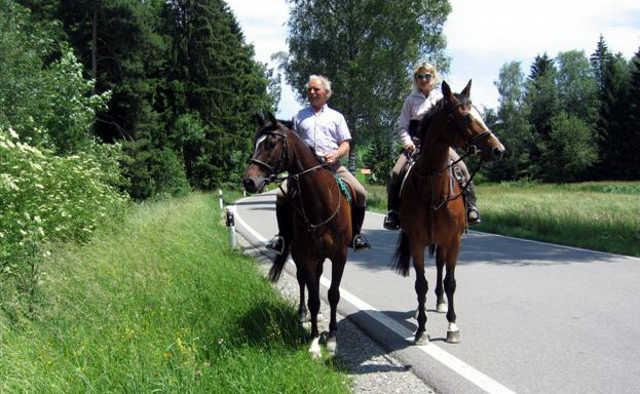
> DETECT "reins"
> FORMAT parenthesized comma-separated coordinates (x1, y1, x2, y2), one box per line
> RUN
(250, 127, 343, 232)
(411, 99, 492, 214)
(277, 164, 343, 233)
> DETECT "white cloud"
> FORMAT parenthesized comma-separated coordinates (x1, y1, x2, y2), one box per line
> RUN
(227, 0, 640, 115)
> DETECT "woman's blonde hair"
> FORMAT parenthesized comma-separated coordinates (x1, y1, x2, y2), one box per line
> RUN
(411, 61, 440, 93)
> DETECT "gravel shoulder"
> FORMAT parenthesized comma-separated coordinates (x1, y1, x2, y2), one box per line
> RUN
(236, 232, 435, 394)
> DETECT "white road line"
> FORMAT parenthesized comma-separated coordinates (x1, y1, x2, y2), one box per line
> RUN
(232, 198, 516, 394)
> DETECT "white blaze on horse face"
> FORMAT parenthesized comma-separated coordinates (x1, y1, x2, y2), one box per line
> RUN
(255, 135, 267, 151)
(469, 106, 490, 131)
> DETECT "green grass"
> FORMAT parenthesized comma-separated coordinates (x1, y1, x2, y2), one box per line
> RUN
(475, 181, 640, 257)
(365, 180, 640, 257)
(0, 193, 351, 393)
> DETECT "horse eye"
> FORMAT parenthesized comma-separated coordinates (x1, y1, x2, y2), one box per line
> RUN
(266, 139, 276, 149)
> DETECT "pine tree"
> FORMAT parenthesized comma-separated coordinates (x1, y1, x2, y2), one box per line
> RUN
(590, 37, 632, 179)
(623, 44, 640, 179)
(163, 0, 274, 189)
(525, 53, 559, 179)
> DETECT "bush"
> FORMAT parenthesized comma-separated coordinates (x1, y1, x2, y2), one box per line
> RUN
(362, 138, 396, 185)
(0, 128, 130, 322)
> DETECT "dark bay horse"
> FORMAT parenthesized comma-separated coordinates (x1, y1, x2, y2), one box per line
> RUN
(391, 80, 505, 345)
(242, 112, 352, 358)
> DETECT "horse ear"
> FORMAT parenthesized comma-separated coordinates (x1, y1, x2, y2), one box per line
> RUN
(267, 112, 278, 127)
(461, 79, 472, 98)
(255, 113, 265, 127)
(442, 80, 453, 101)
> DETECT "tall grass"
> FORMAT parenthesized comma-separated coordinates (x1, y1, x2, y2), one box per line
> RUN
(0, 193, 350, 393)
(475, 181, 640, 257)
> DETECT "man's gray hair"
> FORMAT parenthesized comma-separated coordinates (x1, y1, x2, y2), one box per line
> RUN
(308, 75, 332, 98)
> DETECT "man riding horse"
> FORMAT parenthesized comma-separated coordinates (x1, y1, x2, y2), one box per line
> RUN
(266, 75, 371, 259)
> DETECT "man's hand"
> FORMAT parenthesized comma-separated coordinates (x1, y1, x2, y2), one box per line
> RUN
(324, 151, 338, 164)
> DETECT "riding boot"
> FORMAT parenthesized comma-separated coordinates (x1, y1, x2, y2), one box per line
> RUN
(266, 202, 293, 255)
(465, 180, 481, 225)
(383, 172, 401, 230)
(352, 206, 371, 251)
(266, 202, 294, 281)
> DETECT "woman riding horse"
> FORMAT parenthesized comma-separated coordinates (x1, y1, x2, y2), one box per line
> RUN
(391, 80, 505, 345)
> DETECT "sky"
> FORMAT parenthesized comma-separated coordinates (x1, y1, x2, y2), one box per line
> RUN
(226, 0, 640, 118)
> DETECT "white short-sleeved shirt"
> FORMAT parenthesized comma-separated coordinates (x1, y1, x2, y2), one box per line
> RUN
(397, 89, 443, 147)
(293, 104, 351, 155)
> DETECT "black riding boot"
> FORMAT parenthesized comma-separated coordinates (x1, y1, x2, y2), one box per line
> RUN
(266, 202, 293, 255)
(383, 173, 401, 230)
(465, 180, 481, 225)
(352, 206, 371, 251)
(266, 202, 294, 281)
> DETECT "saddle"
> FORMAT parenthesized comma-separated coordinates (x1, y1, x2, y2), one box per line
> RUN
(399, 153, 465, 203)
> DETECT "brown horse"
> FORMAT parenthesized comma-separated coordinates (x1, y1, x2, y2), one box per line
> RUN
(242, 112, 352, 358)
(391, 80, 505, 345)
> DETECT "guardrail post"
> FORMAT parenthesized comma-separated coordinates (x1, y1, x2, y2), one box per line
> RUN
(225, 206, 237, 249)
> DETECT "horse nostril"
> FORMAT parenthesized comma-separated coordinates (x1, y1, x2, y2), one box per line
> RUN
(493, 147, 504, 159)
(242, 178, 254, 191)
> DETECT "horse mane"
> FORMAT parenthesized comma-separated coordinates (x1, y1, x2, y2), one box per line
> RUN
(274, 120, 326, 166)
(418, 96, 447, 138)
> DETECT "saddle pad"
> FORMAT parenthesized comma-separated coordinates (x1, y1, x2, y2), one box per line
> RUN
(335, 174, 352, 203)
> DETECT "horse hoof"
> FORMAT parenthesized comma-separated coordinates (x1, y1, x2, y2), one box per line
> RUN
(436, 303, 447, 313)
(414, 332, 429, 346)
(447, 330, 461, 344)
(326, 337, 337, 356)
(309, 349, 322, 359)
(309, 338, 322, 358)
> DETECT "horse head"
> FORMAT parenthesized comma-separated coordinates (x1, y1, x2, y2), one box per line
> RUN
(242, 112, 290, 193)
(442, 80, 505, 162)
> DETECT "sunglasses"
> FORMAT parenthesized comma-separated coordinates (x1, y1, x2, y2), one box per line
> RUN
(415, 73, 433, 80)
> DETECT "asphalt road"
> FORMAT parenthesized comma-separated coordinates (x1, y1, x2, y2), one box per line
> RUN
(232, 191, 640, 394)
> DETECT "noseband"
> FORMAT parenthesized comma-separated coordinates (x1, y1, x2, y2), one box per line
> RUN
(248, 129, 289, 182)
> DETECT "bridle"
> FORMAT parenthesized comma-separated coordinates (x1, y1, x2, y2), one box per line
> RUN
(248, 129, 290, 183)
(247, 127, 340, 232)
(446, 96, 494, 158)
(412, 96, 496, 218)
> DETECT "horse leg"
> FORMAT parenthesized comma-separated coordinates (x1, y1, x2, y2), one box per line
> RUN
(435, 246, 447, 313)
(296, 268, 309, 324)
(412, 248, 429, 345)
(444, 246, 461, 344)
(325, 256, 346, 356)
(305, 261, 323, 358)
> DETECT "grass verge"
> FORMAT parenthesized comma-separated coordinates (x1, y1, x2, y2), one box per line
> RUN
(0, 193, 350, 393)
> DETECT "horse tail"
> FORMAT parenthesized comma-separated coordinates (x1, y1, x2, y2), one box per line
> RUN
(390, 232, 412, 277)
(268, 249, 290, 282)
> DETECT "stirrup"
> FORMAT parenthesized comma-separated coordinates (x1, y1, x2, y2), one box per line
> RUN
(383, 210, 400, 230)
(266, 235, 285, 255)
(352, 234, 371, 251)
(467, 206, 481, 225)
